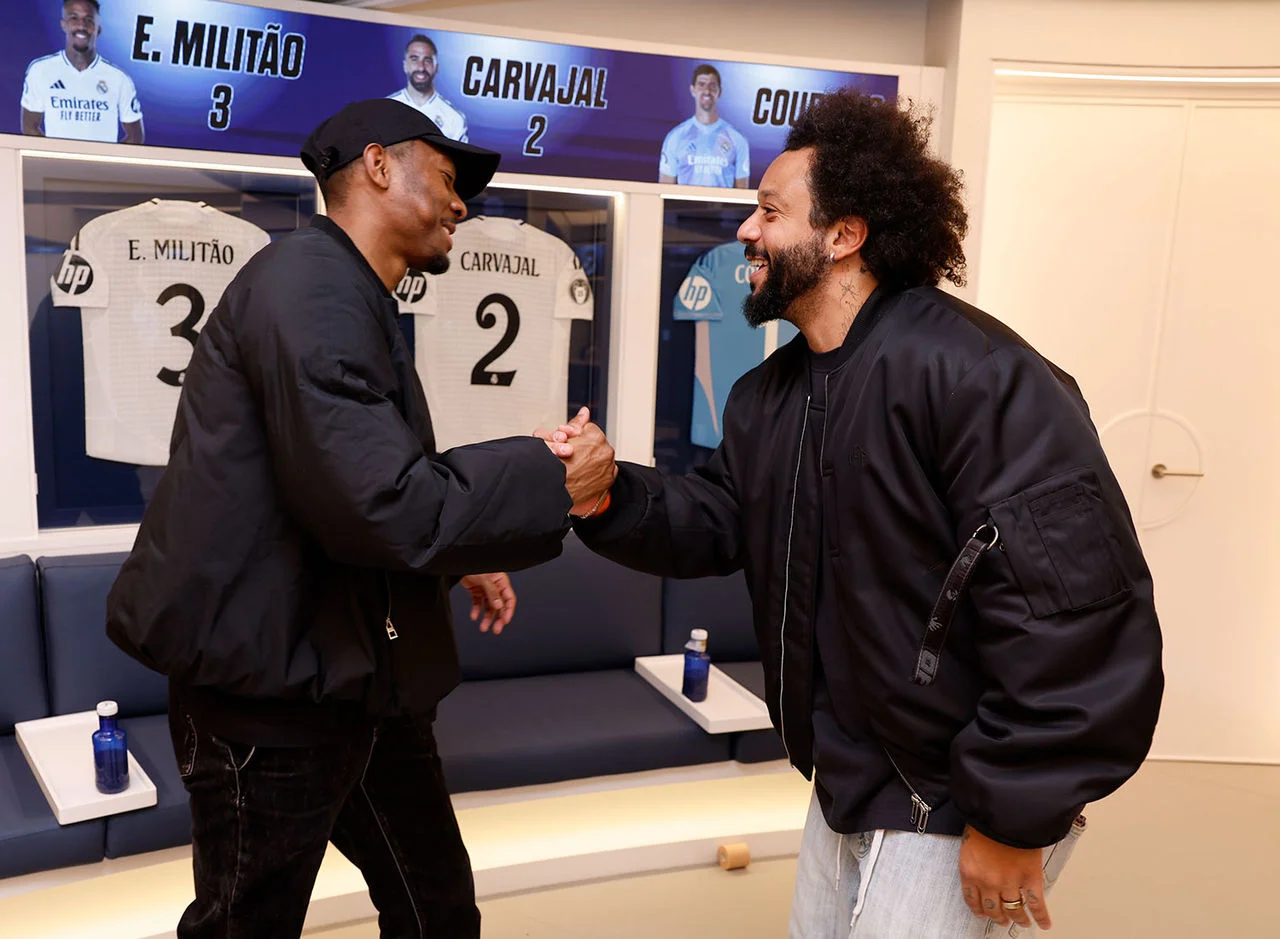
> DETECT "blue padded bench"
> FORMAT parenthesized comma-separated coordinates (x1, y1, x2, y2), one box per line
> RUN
(0, 555, 105, 879)
(37, 553, 191, 860)
(661, 572, 787, 764)
(436, 534, 733, 791)
(4, 543, 770, 881)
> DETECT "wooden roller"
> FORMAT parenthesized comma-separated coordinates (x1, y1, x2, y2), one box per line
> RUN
(717, 842, 751, 870)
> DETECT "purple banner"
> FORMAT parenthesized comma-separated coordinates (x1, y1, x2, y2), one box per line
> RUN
(5, 0, 899, 186)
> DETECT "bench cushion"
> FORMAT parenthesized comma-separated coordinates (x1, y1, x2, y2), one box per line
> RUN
(0, 555, 48, 733)
(434, 670, 731, 792)
(104, 715, 191, 858)
(452, 535, 663, 681)
(662, 572, 759, 661)
(0, 735, 105, 879)
(38, 553, 169, 718)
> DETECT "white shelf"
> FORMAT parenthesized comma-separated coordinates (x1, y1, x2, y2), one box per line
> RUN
(635, 654, 773, 733)
(15, 711, 157, 825)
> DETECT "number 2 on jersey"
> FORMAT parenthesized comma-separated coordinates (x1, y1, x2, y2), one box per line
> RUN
(156, 283, 205, 387)
(471, 293, 520, 386)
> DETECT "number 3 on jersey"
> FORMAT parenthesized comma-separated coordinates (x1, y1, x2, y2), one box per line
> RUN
(156, 283, 205, 387)
(472, 293, 521, 386)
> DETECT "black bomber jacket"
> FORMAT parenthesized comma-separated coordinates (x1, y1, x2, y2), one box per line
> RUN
(577, 285, 1163, 849)
(108, 216, 573, 720)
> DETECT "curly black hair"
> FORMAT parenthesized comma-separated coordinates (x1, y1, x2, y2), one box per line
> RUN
(786, 90, 967, 289)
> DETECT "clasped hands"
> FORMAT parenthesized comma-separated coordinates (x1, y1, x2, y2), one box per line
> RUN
(534, 407, 618, 518)
(457, 410, 615, 637)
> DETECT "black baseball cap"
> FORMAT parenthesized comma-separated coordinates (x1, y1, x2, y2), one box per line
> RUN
(300, 98, 500, 201)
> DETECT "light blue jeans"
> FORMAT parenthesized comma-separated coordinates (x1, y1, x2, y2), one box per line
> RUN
(789, 791, 1085, 939)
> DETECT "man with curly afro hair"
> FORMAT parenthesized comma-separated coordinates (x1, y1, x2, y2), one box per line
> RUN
(562, 89, 1162, 938)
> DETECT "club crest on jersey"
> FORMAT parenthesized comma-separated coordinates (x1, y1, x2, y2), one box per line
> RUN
(97, 80, 108, 95)
(54, 252, 94, 296)
(569, 277, 590, 305)
(394, 269, 429, 304)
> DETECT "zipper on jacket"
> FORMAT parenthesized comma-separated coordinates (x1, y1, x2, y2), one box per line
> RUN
(885, 749, 932, 834)
(383, 573, 399, 640)
(777, 396, 811, 766)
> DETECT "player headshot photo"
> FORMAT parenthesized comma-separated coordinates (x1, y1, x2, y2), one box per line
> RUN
(387, 33, 469, 142)
(659, 64, 749, 188)
(21, 0, 144, 144)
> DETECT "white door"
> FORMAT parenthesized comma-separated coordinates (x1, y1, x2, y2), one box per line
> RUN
(1140, 101, 1280, 760)
(978, 85, 1280, 762)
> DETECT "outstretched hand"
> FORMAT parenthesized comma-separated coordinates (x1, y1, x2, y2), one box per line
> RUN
(458, 572, 516, 634)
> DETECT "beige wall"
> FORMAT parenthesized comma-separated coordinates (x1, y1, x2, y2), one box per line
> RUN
(387, 0, 931, 65)
(944, 0, 1280, 298)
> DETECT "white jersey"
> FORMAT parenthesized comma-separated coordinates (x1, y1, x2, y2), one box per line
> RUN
(22, 52, 142, 143)
(393, 216, 595, 451)
(50, 199, 270, 465)
(387, 88, 468, 142)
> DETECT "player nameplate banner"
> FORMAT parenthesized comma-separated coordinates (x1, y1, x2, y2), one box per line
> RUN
(3, 0, 898, 188)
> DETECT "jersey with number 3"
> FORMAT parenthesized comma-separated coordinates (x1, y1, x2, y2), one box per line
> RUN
(50, 199, 270, 465)
(393, 216, 594, 451)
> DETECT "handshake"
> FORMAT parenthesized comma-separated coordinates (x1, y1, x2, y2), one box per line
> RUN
(534, 407, 618, 518)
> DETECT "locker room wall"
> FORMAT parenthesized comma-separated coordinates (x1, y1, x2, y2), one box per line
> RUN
(382, 0, 933, 68)
(2, 0, 1271, 555)
(938, 0, 1280, 301)
(0, 0, 941, 558)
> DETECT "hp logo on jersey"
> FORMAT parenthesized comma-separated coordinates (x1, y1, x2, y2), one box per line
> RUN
(677, 274, 713, 312)
(54, 253, 94, 296)
(394, 269, 429, 304)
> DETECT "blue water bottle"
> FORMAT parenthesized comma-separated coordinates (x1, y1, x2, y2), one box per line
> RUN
(92, 700, 129, 794)
(681, 628, 710, 702)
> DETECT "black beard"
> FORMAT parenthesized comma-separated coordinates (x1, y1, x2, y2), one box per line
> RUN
(410, 75, 434, 94)
(742, 234, 828, 327)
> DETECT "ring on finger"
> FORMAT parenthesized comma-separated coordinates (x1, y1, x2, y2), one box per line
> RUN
(1000, 895, 1025, 912)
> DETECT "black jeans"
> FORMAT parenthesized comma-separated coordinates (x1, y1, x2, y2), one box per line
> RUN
(170, 710, 479, 939)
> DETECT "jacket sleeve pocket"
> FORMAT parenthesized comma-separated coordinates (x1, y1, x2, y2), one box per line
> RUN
(987, 468, 1131, 617)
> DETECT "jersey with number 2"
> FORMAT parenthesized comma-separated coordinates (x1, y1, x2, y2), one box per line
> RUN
(50, 199, 270, 465)
(394, 216, 594, 451)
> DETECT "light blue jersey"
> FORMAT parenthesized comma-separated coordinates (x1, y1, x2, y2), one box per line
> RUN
(672, 242, 798, 449)
(659, 117, 750, 188)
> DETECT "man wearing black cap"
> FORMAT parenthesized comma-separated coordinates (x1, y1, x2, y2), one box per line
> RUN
(106, 99, 616, 939)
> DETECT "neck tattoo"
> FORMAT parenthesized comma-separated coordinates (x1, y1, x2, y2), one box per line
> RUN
(840, 275, 859, 307)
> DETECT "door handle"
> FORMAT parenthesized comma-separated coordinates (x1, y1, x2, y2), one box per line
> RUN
(1151, 463, 1204, 479)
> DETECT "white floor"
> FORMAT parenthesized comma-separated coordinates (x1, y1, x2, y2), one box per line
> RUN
(309, 761, 1280, 939)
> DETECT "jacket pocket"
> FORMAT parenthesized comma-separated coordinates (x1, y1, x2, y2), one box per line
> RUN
(988, 468, 1130, 617)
